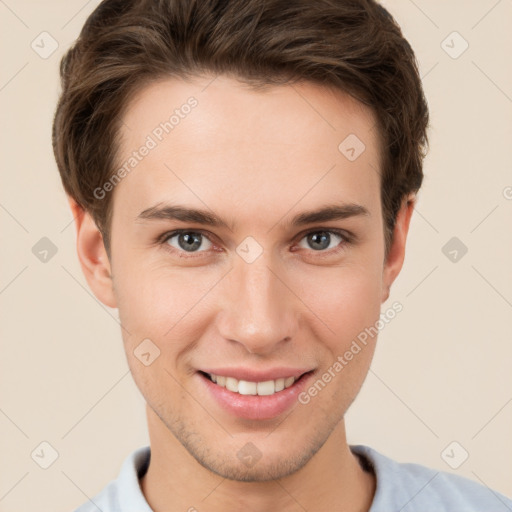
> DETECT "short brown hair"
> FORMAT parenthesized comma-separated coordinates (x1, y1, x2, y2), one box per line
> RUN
(52, 0, 429, 257)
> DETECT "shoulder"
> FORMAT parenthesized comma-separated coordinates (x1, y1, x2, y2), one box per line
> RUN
(72, 446, 152, 512)
(351, 444, 512, 512)
(72, 479, 120, 512)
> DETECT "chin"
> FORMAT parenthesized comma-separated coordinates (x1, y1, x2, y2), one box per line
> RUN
(196, 448, 316, 483)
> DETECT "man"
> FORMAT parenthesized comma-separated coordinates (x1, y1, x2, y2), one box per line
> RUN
(52, 0, 512, 510)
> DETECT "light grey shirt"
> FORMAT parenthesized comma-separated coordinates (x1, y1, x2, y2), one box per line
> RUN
(73, 444, 512, 511)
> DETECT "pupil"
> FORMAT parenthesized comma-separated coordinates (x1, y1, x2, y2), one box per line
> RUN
(309, 232, 329, 250)
(179, 233, 201, 251)
(176, 232, 331, 252)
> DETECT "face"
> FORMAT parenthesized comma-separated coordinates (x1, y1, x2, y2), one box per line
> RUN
(79, 74, 411, 482)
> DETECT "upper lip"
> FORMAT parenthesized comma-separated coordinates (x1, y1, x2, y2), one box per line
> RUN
(199, 367, 313, 382)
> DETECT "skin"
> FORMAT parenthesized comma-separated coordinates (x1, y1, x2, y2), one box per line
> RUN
(71, 74, 415, 511)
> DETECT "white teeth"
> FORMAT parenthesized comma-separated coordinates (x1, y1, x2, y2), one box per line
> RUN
(207, 373, 298, 396)
(256, 380, 275, 396)
(238, 380, 257, 395)
(284, 376, 295, 388)
(225, 377, 239, 393)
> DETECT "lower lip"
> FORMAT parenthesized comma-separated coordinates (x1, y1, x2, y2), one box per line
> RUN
(197, 371, 315, 420)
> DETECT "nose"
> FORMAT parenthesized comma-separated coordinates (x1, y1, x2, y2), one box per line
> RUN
(216, 252, 299, 355)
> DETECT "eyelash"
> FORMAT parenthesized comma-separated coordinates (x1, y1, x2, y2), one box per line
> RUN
(156, 228, 353, 259)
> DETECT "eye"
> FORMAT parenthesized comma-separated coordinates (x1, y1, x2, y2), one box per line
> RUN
(157, 228, 351, 259)
(296, 229, 349, 254)
(162, 230, 213, 256)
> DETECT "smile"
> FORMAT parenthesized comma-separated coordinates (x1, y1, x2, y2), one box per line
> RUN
(197, 369, 315, 420)
(201, 372, 298, 396)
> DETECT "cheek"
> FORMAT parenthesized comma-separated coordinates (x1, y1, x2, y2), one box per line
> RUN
(302, 268, 382, 401)
(296, 266, 382, 417)
(114, 263, 218, 348)
(113, 232, 384, 351)
(113, 267, 204, 400)
(298, 261, 383, 346)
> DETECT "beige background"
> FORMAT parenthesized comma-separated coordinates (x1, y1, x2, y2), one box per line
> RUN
(1, 1, 511, 511)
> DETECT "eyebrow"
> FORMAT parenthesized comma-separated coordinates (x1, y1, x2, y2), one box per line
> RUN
(136, 202, 370, 230)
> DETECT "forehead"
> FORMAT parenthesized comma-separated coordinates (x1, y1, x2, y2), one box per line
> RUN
(113, 75, 381, 225)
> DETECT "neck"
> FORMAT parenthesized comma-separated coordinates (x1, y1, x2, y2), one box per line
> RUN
(140, 405, 375, 511)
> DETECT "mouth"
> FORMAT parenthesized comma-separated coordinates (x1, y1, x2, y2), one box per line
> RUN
(198, 370, 312, 396)
(197, 369, 315, 420)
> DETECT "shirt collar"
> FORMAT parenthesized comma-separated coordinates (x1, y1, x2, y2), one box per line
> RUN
(116, 445, 152, 512)
(119, 444, 382, 511)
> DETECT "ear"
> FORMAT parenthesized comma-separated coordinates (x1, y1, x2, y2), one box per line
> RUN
(381, 194, 416, 303)
(68, 197, 117, 308)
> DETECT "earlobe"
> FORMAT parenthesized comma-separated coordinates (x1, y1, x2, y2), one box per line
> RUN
(381, 194, 416, 303)
(68, 197, 117, 308)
